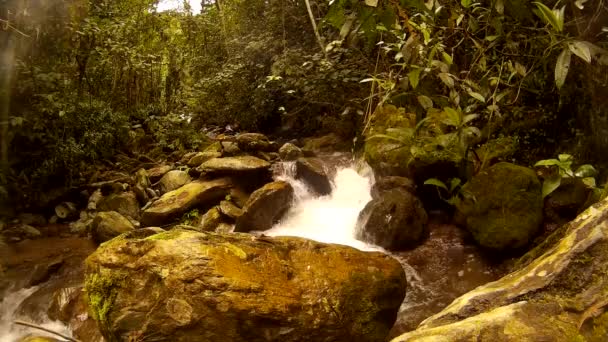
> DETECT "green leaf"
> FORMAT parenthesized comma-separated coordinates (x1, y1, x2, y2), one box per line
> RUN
(461, 0, 472, 8)
(582, 177, 597, 188)
(533, 2, 563, 32)
(555, 48, 571, 89)
(575, 164, 598, 178)
(485, 35, 499, 42)
(424, 178, 448, 191)
(558, 154, 573, 162)
(408, 68, 422, 89)
(443, 107, 461, 126)
(365, 134, 406, 144)
(438, 73, 454, 88)
(535, 159, 561, 167)
(449, 178, 462, 192)
(441, 51, 453, 66)
(360, 78, 375, 83)
(568, 41, 592, 64)
(395, 52, 404, 61)
(463, 114, 479, 124)
(468, 91, 485, 103)
(542, 174, 562, 198)
(417, 95, 434, 110)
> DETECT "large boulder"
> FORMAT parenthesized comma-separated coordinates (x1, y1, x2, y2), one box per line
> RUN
(146, 164, 172, 183)
(455, 162, 543, 251)
(391, 197, 608, 341)
(141, 178, 232, 226)
(196, 156, 271, 176)
(295, 158, 332, 196)
(91, 211, 135, 244)
(236, 133, 274, 152)
(301, 133, 350, 154)
(371, 176, 416, 199)
(356, 188, 428, 250)
(187, 151, 222, 168)
(158, 170, 192, 194)
(84, 230, 407, 342)
(278, 142, 303, 161)
(97, 191, 140, 221)
(545, 177, 593, 223)
(234, 181, 294, 232)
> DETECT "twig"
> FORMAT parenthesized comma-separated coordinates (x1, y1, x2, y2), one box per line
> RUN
(12, 320, 82, 342)
(0, 19, 31, 38)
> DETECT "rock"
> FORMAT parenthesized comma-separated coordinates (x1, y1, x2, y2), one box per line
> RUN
(295, 158, 332, 196)
(48, 286, 104, 342)
(178, 151, 199, 165)
(221, 141, 242, 156)
(54, 202, 78, 220)
(186, 151, 222, 167)
(545, 177, 592, 223)
(235, 181, 294, 232)
(219, 200, 243, 219)
(236, 132, 273, 152)
(204, 141, 222, 153)
(87, 189, 104, 211)
(278, 142, 303, 161)
(146, 164, 172, 183)
(255, 151, 279, 162)
(91, 211, 135, 244)
(356, 188, 428, 250)
(7, 224, 42, 239)
(84, 229, 406, 342)
(302, 133, 349, 154)
(28, 258, 64, 286)
(158, 170, 192, 194)
(17, 213, 47, 226)
(371, 176, 416, 199)
(17, 337, 59, 342)
(97, 191, 140, 221)
(197, 207, 223, 232)
(215, 222, 233, 233)
(141, 178, 232, 226)
(134, 169, 151, 205)
(196, 156, 271, 176)
(391, 197, 608, 342)
(455, 162, 543, 251)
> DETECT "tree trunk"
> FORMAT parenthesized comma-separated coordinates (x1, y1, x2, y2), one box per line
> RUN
(304, 0, 327, 59)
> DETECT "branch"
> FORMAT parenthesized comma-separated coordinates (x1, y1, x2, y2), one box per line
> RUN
(0, 19, 30, 38)
(12, 320, 82, 342)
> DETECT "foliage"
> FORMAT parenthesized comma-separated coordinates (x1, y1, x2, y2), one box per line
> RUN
(423, 177, 464, 205)
(534, 154, 599, 198)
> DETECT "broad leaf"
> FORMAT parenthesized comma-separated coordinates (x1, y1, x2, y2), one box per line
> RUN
(542, 174, 561, 198)
(558, 154, 573, 162)
(449, 178, 462, 192)
(533, 2, 563, 32)
(555, 48, 571, 89)
(463, 114, 479, 124)
(417, 95, 434, 110)
(468, 91, 485, 103)
(582, 177, 597, 188)
(441, 51, 453, 65)
(408, 68, 422, 89)
(424, 178, 448, 191)
(535, 159, 561, 167)
(438, 72, 454, 88)
(568, 41, 592, 63)
(575, 164, 598, 178)
(443, 107, 461, 126)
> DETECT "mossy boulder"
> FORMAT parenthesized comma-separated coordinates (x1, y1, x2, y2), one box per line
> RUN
(97, 191, 140, 221)
(91, 211, 135, 244)
(196, 206, 223, 231)
(295, 157, 332, 196)
(219, 200, 243, 219)
(392, 197, 608, 341)
(196, 156, 271, 176)
(371, 176, 416, 199)
(84, 229, 407, 342)
(158, 170, 192, 194)
(455, 162, 543, 251)
(279, 142, 303, 161)
(301, 133, 350, 154)
(356, 188, 428, 250)
(141, 178, 232, 226)
(236, 132, 273, 152)
(186, 151, 222, 168)
(545, 177, 593, 223)
(146, 164, 172, 183)
(234, 181, 294, 232)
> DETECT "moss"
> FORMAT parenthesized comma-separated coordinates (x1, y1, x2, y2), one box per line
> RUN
(145, 229, 189, 240)
(85, 268, 127, 329)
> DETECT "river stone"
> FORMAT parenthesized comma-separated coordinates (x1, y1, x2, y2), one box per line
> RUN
(455, 162, 543, 251)
(196, 156, 271, 175)
(391, 197, 608, 342)
(91, 211, 135, 244)
(141, 178, 232, 226)
(279, 142, 303, 161)
(236, 132, 273, 152)
(234, 181, 294, 232)
(356, 188, 428, 250)
(97, 191, 140, 221)
(302, 133, 349, 154)
(134, 169, 151, 205)
(146, 164, 172, 183)
(187, 151, 222, 168)
(197, 206, 223, 232)
(221, 141, 242, 156)
(371, 176, 416, 199)
(158, 170, 192, 194)
(219, 200, 243, 219)
(84, 229, 406, 342)
(295, 157, 332, 196)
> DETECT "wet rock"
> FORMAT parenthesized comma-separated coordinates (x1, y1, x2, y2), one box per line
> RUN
(97, 191, 140, 221)
(235, 181, 294, 232)
(134, 168, 151, 205)
(229, 187, 250, 208)
(17, 213, 47, 227)
(141, 178, 232, 226)
(391, 197, 608, 342)
(255, 151, 279, 162)
(54, 202, 78, 220)
(371, 176, 416, 199)
(356, 188, 428, 250)
(84, 229, 406, 342)
(295, 158, 332, 196)
(48, 286, 104, 342)
(215, 222, 234, 233)
(196, 156, 271, 176)
(455, 162, 543, 251)
(187, 151, 222, 168)
(279, 142, 303, 161)
(146, 164, 172, 183)
(87, 189, 104, 211)
(302, 133, 349, 154)
(545, 177, 592, 223)
(221, 141, 242, 156)
(158, 170, 192, 194)
(91, 211, 135, 244)
(236, 132, 273, 152)
(219, 200, 243, 219)
(28, 258, 64, 286)
(197, 207, 223, 232)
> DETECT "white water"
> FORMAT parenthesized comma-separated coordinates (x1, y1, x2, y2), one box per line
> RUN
(0, 286, 72, 342)
(266, 160, 381, 251)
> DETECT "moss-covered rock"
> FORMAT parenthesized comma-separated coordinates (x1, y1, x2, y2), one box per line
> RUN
(234, 181, 294, 232)
(371, 176, 416, 199)
(391, 197, 608, 341)
(97, 191, 140, 221)
(84, 230, 406, 342)
(279, 142, 303, 161)
(196, 156, 271, 175)
(545, 177, 593, 223)
(236, 132, 273, 152)
(186, 151, 222, 168)
(91, 211, 135, 244)
(158, 170, 192, 194)
(301, 133, 350, 154)
(219, 200, 243, 219)
(455, 162, 543, 251)
(141, 178, 232, 226)
(146, 164, 173, 183)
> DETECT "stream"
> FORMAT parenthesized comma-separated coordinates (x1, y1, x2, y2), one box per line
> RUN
(0, 154, 504, 340)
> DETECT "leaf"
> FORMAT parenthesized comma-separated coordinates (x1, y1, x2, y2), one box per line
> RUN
(364, 0, 379, 7)
(360, 78, 375, 83)
(449, 178, 462, 192)
(495, 0, 504, 14)
(542, 174, 561, 198)
(582, 177, 597, 188)
(575, 164, 598, 178)
(463, 114, 479, 124)
(366, 134, 406, 144)
(395, 52, 404, 61)
(558, 154, 573, 162)
(408, 68, 422, 89)
(568, 41, 592, 64)
(461, 0, 472, 8)
(438, 73, 454, 88)
(441, 51, 453, 65)
(555, 48, 571, 89)
(424, 178, 448, 191)
(535, 159, 561, 167)
(468, 91, 485, 103)
(533, 2, 563, 32)
(443, 107, 461, 126)
(575, 0, 588, 9)
(417, 95, 434, 110)
(485, 35, 499, 42)
(514, 62, 526, 76)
